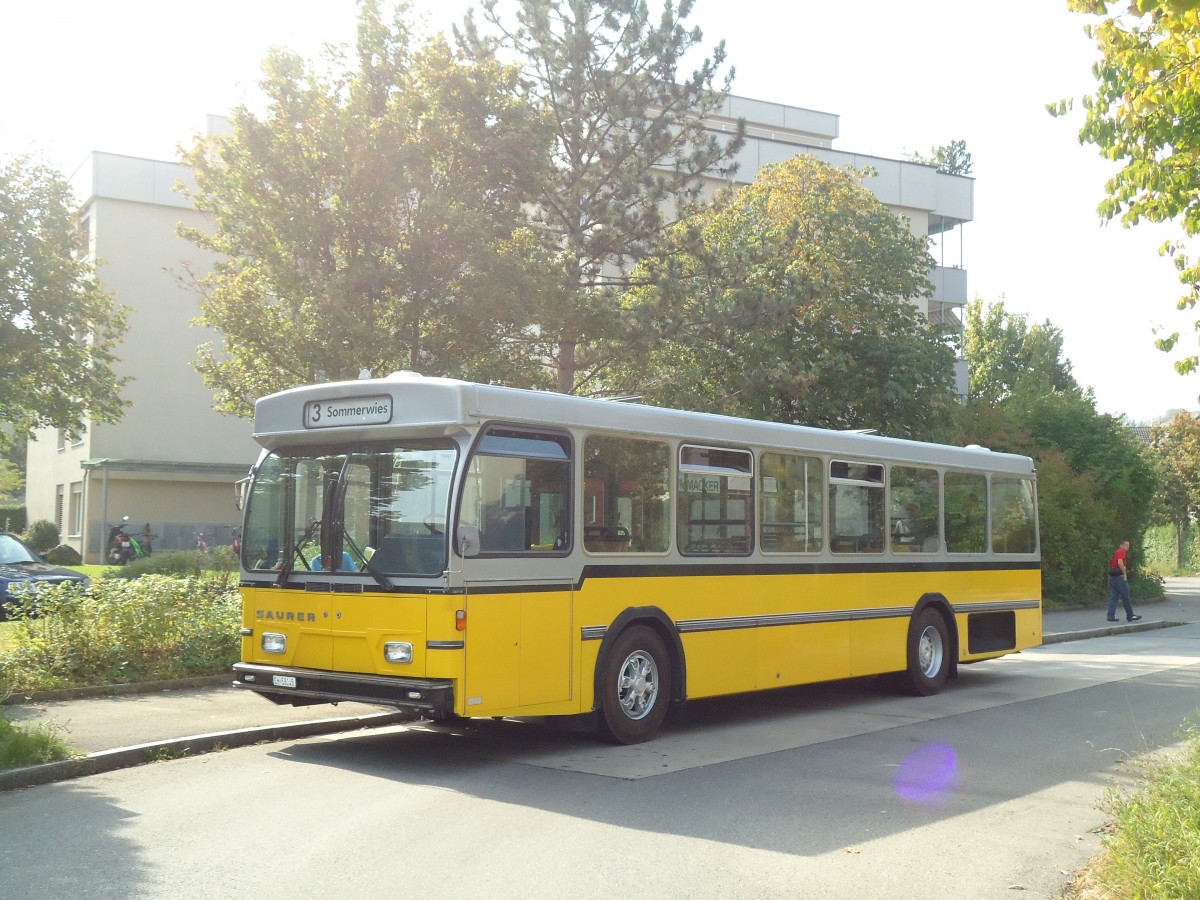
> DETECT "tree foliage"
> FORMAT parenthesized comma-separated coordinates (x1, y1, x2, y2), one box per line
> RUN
(961, 299, 1157, 600)
(616, 155, 956, 439)
(1059, 0, 1200, 372)
(0, 155, 128, 449)
(180, 0, 550, 416)
(1148, 411, 1200, 567)
(904, 139, 973, 176)
(961, 297, 1077, 403)
(458, 0, 744, 394)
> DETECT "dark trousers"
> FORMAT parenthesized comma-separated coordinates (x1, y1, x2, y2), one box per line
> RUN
(1107, 574, 1134, 620)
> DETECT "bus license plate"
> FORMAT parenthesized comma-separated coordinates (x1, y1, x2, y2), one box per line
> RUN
(272, 675, 297, 688)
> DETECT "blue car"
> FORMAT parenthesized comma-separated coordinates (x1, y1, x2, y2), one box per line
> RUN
(0, 532, 89, 620)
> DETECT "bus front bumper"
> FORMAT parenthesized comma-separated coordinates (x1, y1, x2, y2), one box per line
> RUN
(233, 662, 455, 713)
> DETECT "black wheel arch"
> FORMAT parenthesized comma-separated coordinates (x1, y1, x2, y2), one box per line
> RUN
(592, 606, 687, 712)
(912, 592, 959, 677)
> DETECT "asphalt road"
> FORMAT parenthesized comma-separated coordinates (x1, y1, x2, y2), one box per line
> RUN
(2, 620, 1199, 899)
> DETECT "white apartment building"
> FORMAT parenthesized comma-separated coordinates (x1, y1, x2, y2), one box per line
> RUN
(25, 149, 260, 562)
(24, 97, 971, 562)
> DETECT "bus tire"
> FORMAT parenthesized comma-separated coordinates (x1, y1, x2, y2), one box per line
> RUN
(598, 625, 671, 745)
(903, 608, 950, 696)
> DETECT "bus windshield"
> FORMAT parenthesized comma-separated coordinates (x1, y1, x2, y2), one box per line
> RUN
(243, 441, 457, 577)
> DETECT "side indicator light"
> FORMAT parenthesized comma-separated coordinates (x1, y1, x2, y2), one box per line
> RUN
(456, 609, 466, 632)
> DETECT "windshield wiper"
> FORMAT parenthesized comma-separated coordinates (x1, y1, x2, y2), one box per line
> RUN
(275, 519, 320, 587)
(341, 532, 392, 590)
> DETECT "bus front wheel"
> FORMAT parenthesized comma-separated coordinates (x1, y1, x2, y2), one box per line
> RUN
(598, 625, 671, 744)
(903, 608, 950, 696)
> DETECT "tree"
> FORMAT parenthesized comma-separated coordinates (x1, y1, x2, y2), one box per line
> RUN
(960, 300, 1157, 599)
(0, 155, 128, 450)
(961, 298, 1077, 403)
(1059, 0, 1200, 372)
(1148, 411, 1200, 568)
(904, 139, 973, 176)
(0, 456, 22, 499)
(180, 0, 549, 417)
(458, 0, 744, 395)
(617, 155, 957, 439)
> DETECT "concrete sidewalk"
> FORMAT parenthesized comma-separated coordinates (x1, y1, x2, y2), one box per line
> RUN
(4, 577, 1198, 791)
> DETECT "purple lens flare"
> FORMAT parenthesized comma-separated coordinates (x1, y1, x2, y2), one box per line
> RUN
(894, 742, 959, 805)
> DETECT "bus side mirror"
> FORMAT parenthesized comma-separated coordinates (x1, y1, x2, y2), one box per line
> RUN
(456, 525, 480, 558)
(234, 476, 251, 511)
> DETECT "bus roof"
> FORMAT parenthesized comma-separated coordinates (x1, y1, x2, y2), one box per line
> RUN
(253, 371, 1035, 475)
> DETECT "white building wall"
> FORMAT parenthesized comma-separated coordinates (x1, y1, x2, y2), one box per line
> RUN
(25, 151, 260, 561)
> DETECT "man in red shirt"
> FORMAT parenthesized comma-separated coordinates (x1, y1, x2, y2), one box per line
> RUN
(1107, 539, 1142, 623)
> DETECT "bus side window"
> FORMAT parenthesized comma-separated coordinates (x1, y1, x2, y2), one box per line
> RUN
(889, 465, 939, 553)
(459, 428, 571, 555)
(759, 452, 823, 553)
(945, 472, 987, 553)
(991, 477, 1036, 553)
(678, 445, 754, 556)
(583, 435, 670, 553)
(829, 461, 884, 554)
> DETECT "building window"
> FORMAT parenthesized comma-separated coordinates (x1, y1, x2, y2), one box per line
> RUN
(69, 482, 83, 538)
(55, 484, 65, 534)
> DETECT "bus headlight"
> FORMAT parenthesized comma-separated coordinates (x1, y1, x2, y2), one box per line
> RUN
(261, 632, 286, 654)
(384, 641, 413, 664)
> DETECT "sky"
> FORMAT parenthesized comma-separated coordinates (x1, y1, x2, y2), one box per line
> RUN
(1, 0, 1195, 423)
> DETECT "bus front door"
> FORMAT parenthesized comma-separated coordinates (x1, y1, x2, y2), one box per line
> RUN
(463, 584, 573, 714)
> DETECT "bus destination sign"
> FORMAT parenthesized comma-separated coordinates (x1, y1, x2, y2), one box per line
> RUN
(303, 395, 393, 429)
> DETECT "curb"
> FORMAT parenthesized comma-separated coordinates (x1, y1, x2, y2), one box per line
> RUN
(0, 709, 415, 792)
(1042, 619, 1180, 645)
(2, 674, 230, 705)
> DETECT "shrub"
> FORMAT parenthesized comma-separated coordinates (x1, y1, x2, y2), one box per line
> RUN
(104, 549, 236, 582)
(22, 519, 60, 553)
(1130, 571, 1165, 602)
(1143, 522, 1200, 575)
(0, 574, 241, 691)
(0, 504, 26, 534)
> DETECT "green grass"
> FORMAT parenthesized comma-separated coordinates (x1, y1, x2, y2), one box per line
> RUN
(0, 708, 76, 770)
(66, 564, 111, 580)
(1070, 727, 1200, 898)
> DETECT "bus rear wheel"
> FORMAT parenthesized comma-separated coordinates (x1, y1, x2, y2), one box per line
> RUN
(903, 608, 950, 696)
(598, 625, 671, 744)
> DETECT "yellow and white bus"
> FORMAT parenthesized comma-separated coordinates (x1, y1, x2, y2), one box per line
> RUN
(233, 372, 1040, 743)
